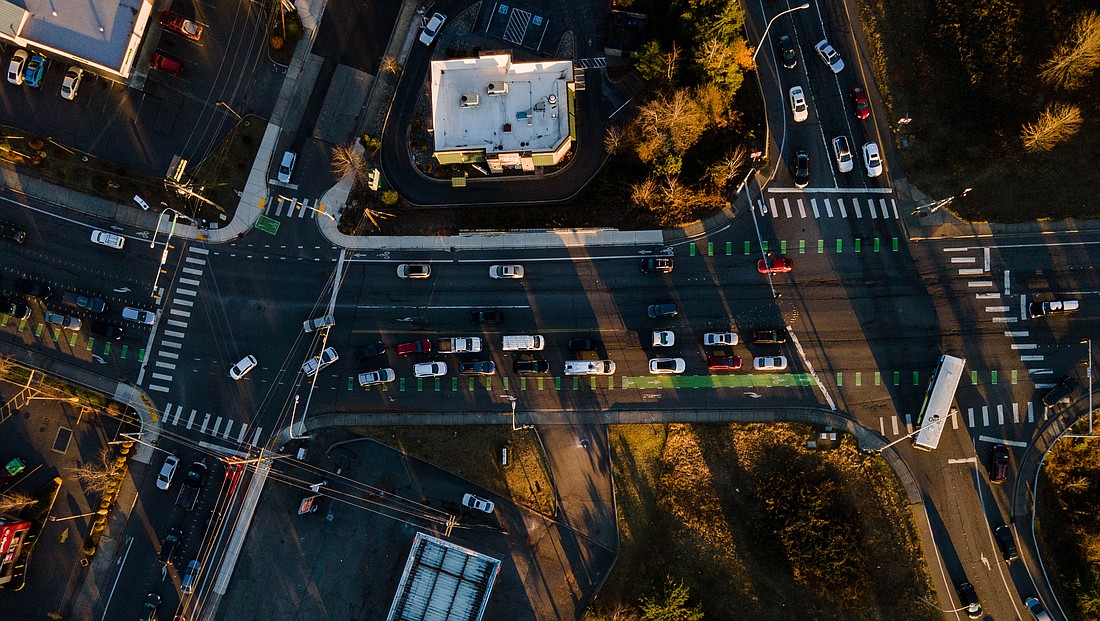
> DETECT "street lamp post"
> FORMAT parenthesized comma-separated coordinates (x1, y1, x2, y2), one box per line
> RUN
(215, 100, 242, 120)
(912, 188, 971, 216)
(877, 408, 958, 452)
(1083, 338, 1093, 435)
(750, 3, 811, 66)
(499, 395, 530, 431)
(149, 208, 190, 299)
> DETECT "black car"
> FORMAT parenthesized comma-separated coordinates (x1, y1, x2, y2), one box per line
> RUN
(994, 525, 1018, 562)
(470, 310, 504, 324)
(751, 328, 788, 344)
(356, 341, 386, 360)
(647, 303, 678, 319)
(640, 257, 674, 274)
(91, 321, 124, 340)
(513, 359, 550, 374)
(1, 296, 31, 320)
(459, 360, 496, 376)
(1042, 377, 1079, 408)
(956, 582, 982, 619)
(792, 150, 810, 188)
(990, 444, 1009, 483)
(139, 592, 161, 621)
(568, 337, 601, 352)
(775, 34, 797, 69)
(158, 527, 182, 564)
(14, 279, 52, 300)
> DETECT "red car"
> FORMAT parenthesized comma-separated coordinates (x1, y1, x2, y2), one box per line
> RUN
(850, 85, 870, 120)
(757, 257, 793, 274)
(707, 356, 742, 371)
(159, 11, 203, 40)
(396, 338, 431, 355)
(150, 52, 183, 76)
(225, 462, 245, 495)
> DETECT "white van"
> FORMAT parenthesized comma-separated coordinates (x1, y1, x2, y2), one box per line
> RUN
(502, 335, 545, 351)
(564, 360, 616, 375)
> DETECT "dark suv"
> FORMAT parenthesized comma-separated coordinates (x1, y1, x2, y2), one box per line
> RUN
(459, 360, 496, 376)
(752, 328, 788, 344)
(158, 527, 183, 564)
(775, 34, 797, 69)
(640, 257, 674, 274)
(994, 525, 1018, 562)
(1042, 377, 1079, 408)
(990, 444, 1009, 483)
(647, 303, 678, 319)
(1, 296, 31, 320)
(470, 310, 504, 324)
(15, 279, 52, 300)
(956, 581, 982, 619)
(513, 359, 550, 375)
(568, 337, 601, 352)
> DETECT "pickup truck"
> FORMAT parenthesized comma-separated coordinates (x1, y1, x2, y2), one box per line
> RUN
(437, 337, 483, 353)
(175, 460, 207, 511)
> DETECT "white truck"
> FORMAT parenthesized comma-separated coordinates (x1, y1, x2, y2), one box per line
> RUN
(437, 337, 483, 353)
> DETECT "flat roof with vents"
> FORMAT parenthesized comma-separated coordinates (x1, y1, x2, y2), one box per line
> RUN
(429, 53, 574, 166)
(385, 532, 501, 621)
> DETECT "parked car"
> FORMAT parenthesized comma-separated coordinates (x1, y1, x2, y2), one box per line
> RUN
(775, 34, 797, 69)
(0, 220, 26, 243)
(752, 328, 787, 344)
(122, 306, 155, 325)
(489, 264, 524, 279)
(44, 311, 81, 330)
(1, 297, 30, 321)
(1025, 596, 1054, 621)
(703, 332, 738, 346)
(649, 358, 686, 374)
(832, 135, 854, 173)
(160, 11, 203, 40)
(277, 150, 296, 183)
(994, 525, 1018, 562)
(789, 85, 808, 123)
(149, 52, 183, 76)
(1042, 377, 1079, 408)
(459, 360, 496, 376)
(15, 279, 52, 300)
(1029, 299, 1079, 317)
(471, 309, 504, 324)
(302, 314, 334, 332)
(91, 321, 124, 340)
(180, 559, 201, 595)
(862, 141, 883, 177)
(956, 582, 982, 619)
(640, 257, 674, 273)
(397, 263, 431, 279)
(302, 347, 339, 377)
(753, 356, 788, 371)
(758, 257, 793, 274)
(707, 356, 742, 371)
(60, 67, 83, 100)
(158, 527, 183, 564)
(419, 12, 446, 45)
(568, 336, 602, 351)
(990, 444, 1009, 483)
(23, 54, 45, 87)
(90, 230, 125, 249)
(229, 355, 258, 380)
(7, 49, 27, 85)
(647, 303, 678, 319)
(850, 85, 870, 119)
(355, 341, 386, 360)
(140, 593, 161, 621)
(792, 150, 810, 188)
(814, 39, 845, 72)
(462, 493, 494, 513)
(156, 455, 179, 490)
(513, 359, 550, 374)
(62, 292, 106, 314)
(358, 368, 396, 387)
(652, 330, 675, 347)
(396, 339, 431, 355)
(414, 362, 447, 378)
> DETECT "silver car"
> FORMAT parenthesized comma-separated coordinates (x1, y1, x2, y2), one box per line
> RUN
(832, 136, 854, 173)
(358, 368, 396, 387)
(302, 347, 339, 377)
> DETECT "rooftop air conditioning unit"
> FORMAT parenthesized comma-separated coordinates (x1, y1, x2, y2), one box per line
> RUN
(460, 93, 480, 107)
(486, 82, 508, 95)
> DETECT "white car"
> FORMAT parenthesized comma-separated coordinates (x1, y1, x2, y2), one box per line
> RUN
(652, 330, 675, 347)
(703, 332, 738, 346)
(462, 493, 494, 513)
(277, 150, 296, 183)
(419, 12, 446, 46)
(649, 358, 686, 374)
(414, 361, 448, 378)
(303, 314, 334, 332)
(831, 136, 854, 173)
(122, 306, 155, 325)
(156, 455, 179, 490)
(90, 230, 125, 249)
(753, 355, 788, 371)
(302, 347, 339, 377)
(229, 355, 257, 380)
(397, 263, 431, 279)
(489, 264, 524, 279)
(60, 67, 83, 100)
(358, 368, 396, 387)
(7, 49, 27, 85)
(789, 86, 808, 123)
(815, 39, 845, 73)
(862, 141, 883, 177)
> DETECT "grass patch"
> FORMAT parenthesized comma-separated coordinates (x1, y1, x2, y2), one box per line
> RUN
(188, 114, 267, 225)
(598, 423, 936, 620)
(348, 425, 556, 516)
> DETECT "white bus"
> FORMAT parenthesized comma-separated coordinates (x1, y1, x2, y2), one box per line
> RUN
(913, 355, 967, 451)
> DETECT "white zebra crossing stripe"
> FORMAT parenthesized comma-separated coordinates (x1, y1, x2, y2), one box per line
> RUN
(879, 198, 890, 219)
(1013, 403, 1019, 424)
(767, 197, 775, 215)
(223, 419, 233, 438)
(164, 330, 185, 338)
(212, 416, 222, 436)
(185, 256, 206, 265)
(853, 200, 862, 218)
(182, 267, 203, 276)
(158, 350, 179, 360)
(838, 198, 847, 218)
(968, 408, 975, 427)
(177, 288, 197, 297)
(824, 198, 833, 217)
(237, 422, 249, 443)
(868, 199, 878, 219)
(149, 385, 169, 393)
(810, 198, 819, 218)
(190, 247, 209, 255)
(1028, 402, 1034, 423)
(155, 361, 176, 370)
(797, 199, 806, 218)
(186, 409, 196, 429)
(175, 299, 194, 308)
(251, 428, 262, 446)
(169, 308, 191, 318)
(179, 278, 200, 286)
(783, 198, 792, 218)
(162, 341, 182, 349)
(892, 199, 900, 219)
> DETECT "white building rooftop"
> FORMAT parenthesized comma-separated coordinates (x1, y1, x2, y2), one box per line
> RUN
(386, 532, 501, 621)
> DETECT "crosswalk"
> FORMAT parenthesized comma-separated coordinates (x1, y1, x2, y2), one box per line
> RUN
(160, 401, 264, 447)
(760, 193, 901, 221)
(146, 246, 208, 394)
(878, 400, 1052, 438)
(265, 196, 324, 219)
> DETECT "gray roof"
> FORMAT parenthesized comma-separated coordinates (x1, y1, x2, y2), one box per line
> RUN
(386, 532, 501, 621)
(7, 0, 145, 73)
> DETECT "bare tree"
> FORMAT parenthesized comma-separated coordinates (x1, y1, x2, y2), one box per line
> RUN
(331, 142, 369, 182)
(630, 177, 660, 210)
(1021, 102, 1082, 152)
(0, 491, 35, 514)
(665, 42, 681, 82)
(1040, 12, 1100, 90)
(380, 55, 403, 75)
(708, 145, 748, 191)
(69, 448, 125, 496)
(604, 126, 627, 155)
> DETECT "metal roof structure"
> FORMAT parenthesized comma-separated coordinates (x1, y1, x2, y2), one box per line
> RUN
(386, 532, 501, 621)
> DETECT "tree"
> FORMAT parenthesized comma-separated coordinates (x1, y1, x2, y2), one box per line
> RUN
(1040, 11, 1100, 90)
(0, 491, 35, 514)
(69, 448, 125, 496)
(639, 579, 703, 621)
(634, 41, 666, 82)
(331, 142, 369, 183)
(380, 55, 403, 75)
(1020, 102, 1082, 152)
